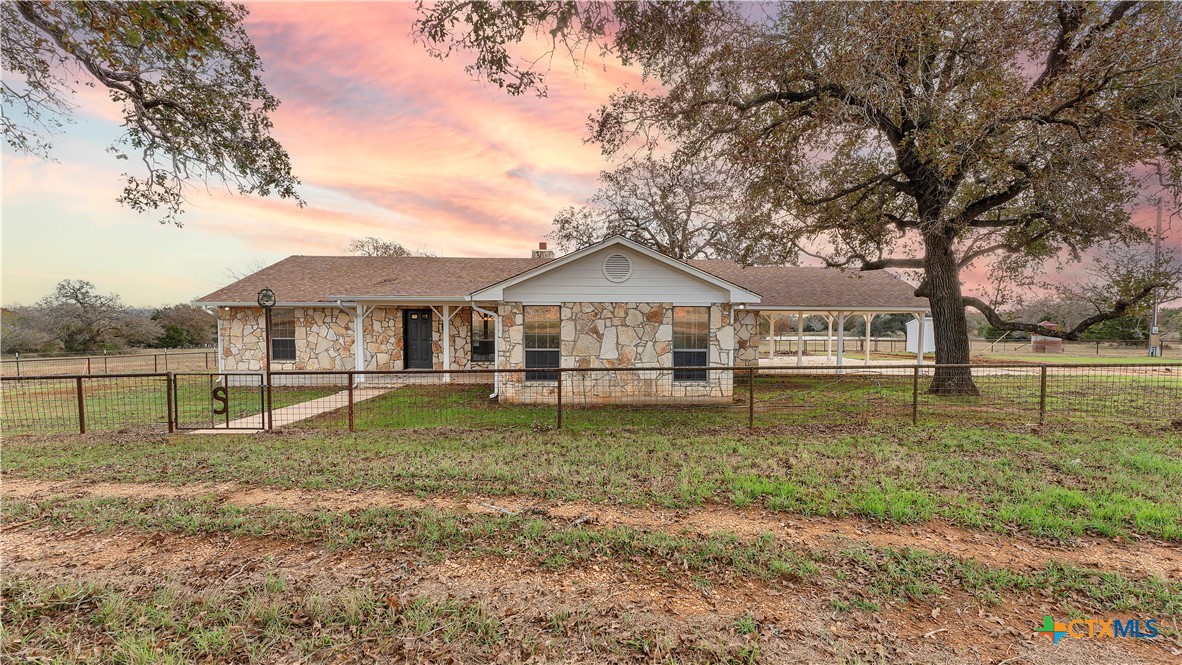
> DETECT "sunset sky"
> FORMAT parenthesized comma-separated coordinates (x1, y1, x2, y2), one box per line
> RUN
(2, 2, 1178, 307)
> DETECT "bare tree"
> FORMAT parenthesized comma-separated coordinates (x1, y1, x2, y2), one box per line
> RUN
(224, 258, 270, 282)
(28, 279, 146, 352)
(552, 154, 790, 263)
(345, 237, 436, 257)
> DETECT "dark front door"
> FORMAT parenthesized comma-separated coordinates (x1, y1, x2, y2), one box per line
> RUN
(404, 309, 433, 369)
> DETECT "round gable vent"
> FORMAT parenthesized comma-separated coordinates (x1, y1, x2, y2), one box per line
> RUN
(602, 253, 633, 282)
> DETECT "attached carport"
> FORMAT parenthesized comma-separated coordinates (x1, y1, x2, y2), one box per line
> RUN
(687, 261, 933, 367)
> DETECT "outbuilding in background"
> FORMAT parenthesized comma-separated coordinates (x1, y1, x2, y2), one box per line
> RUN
(1031, 320, 1063, 353)
(905, 317, 935, 354)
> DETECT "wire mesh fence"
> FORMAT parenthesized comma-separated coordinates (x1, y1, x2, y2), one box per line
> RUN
(0, 350, 215, 376)
(0, 374, 173, 435)
(1, 363, 1178, 435)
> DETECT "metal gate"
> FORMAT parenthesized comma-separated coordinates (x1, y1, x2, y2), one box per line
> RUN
(173, 373, 266, 430)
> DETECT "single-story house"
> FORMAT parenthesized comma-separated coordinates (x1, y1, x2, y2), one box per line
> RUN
(195, 236, 929, 403)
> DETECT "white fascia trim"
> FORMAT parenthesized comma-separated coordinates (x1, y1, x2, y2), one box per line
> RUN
(324, 295, 472, 304)
(469, 235, 762, 303)
(194, 301, 340, 308)
(747, 306, 931, 313)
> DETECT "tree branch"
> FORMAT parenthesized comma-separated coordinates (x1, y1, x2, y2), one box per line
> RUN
(963, 281, 1166, 340)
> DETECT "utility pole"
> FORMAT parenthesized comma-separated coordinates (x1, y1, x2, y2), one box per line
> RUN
(1149, 197, 1163, 357)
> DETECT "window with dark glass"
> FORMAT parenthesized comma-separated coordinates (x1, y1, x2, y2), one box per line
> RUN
(472, 310, 495, 362)
(524, 305, 560, 381)
(270, 308, 296, 361)
(673, 306, 708, 381)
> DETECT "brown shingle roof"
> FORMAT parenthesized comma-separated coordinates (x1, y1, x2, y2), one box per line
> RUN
(688, 260, 926, 310)
(196, 255, 926, 310)
(196, 256, 548, 303)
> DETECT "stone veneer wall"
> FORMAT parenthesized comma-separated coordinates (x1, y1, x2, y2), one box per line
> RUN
(218, 303, 738, 398)
(733, 309, 760, 367)
(362, 307, 402, 370)
(219, 307, 354, 372)
(220, 306, 491, 379)
(497, 302, 737, 404)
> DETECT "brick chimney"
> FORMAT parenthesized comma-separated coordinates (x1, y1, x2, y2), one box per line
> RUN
(531, 242, 555, 260)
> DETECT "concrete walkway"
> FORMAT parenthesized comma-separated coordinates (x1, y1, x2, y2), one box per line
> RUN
(190, 386, 393, 434)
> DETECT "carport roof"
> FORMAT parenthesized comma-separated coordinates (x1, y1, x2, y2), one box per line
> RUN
(687, 261, 928, 311)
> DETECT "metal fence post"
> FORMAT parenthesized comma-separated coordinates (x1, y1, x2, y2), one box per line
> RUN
(748, 367, 755, 429)
(76, 376, 86, 434)
(164, 351, 169, 372)
(911, 366, 919, 425)
(104, 352, 108, 374)
(87, 357, 92, 375)
(1038, 365, 1048, 425)
(154, 354, 159, 373)
(556, 368, 563, 430)
(266, 376, 274, 432)
(348, 372, 355, 432)
(166, 372, 175, 433)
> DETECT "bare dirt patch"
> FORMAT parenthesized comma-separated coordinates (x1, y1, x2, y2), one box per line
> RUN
(5, 475, 1179, 581)
(4, 524, 1178, 664)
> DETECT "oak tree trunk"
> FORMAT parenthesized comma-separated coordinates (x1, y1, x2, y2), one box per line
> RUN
(922, 232, 980, 396)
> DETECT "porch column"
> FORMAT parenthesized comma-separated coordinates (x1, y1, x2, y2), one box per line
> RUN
(836, 312, 846, 367)
(354, 304, 370, 382)
(864, 313, 874, 365)
(796, 312, 804, 366)
(915, 312, 925, 365)
(443, 305, 453, 382)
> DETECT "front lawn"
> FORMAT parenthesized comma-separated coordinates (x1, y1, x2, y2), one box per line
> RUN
(6, 423, 1180, 542)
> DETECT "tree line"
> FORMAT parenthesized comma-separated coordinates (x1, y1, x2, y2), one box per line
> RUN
(1, 280, 215, 355)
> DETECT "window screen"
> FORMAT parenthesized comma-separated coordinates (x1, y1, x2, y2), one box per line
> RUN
(673, 306, 708, 381)
(524, 305, 560, 381)
(270, 308, 296, 361)
(472, 310, 495, 362)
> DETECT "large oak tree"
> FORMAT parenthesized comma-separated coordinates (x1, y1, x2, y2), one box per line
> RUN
(416, 1, 1182, 394)
(3, 1, 302, 223)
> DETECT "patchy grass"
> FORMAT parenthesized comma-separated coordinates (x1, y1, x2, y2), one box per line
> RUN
(0, 574, 512, 663)
(6, 494, 1180, 618)
(5, 424, 1180, 542)
(0, 571, 778, 664)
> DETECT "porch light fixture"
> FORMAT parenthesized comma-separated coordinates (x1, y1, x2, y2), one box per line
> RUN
(257, 287, 276, 309)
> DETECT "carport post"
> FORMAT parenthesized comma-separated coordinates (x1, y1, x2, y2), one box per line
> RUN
(796, 312, 804, 366)
(864, 314, 874, 365)
(836, 312, 846, 367)
(825, 315, 833, 360)
(915, 312, 926, 365)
